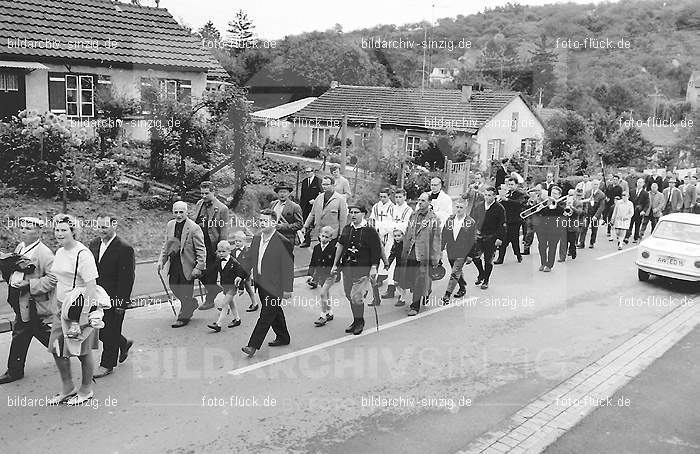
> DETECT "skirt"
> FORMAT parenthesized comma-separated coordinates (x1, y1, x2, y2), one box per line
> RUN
(48, 314, 100, 358)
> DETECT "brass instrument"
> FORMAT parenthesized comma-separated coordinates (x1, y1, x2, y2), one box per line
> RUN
(563, 195, 574, 216)
(520, 195, 568, 219)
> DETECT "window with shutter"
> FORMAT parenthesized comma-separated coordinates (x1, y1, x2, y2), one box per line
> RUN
(511, 112, 519, 132)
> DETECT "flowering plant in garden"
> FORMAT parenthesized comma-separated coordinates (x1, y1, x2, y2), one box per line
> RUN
(0, 110, 107, 199)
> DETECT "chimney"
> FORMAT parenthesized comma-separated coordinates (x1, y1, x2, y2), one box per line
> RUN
(330, 80, 339, 89)
(461, 84, 472, 102)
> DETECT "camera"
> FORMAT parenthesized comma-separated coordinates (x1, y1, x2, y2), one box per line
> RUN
(0, 252, 36, 282)
(344, 245, 360, 266)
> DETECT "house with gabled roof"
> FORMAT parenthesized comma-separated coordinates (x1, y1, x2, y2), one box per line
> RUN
(0, 0, 227, 136)
(282, 83, 544, 169)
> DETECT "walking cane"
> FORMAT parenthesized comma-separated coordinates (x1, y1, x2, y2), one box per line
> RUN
(157, 270, 177, 317)
(197, 279, 207, 306)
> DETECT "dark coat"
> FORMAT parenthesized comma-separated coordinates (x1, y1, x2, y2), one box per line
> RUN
(241, 231, 294, 298)
(270, 199, 303, 244)
(480, 202, 507, 241)
(89, 236, 135, 308)
(500, 189, 527, 224)
(217, 256, 247, 294)
(441, 214, 477, 260)
(307, 239, 337, 282)
(300, 175, 323, 206)
(629, 188, 650, 216)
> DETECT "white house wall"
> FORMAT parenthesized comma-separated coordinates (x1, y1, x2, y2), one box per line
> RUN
(474, 96, 544, 167)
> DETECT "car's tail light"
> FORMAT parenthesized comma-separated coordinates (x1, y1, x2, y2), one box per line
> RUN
(641, 251, 650, 259)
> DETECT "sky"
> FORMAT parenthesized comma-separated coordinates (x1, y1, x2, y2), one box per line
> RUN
(154, 0, 605, 40)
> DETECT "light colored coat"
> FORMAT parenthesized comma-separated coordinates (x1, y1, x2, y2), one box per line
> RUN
(304, 191, 348, 238)
(402, 208, 442, 298)
(648, 191, 666, 217)
(12, 241, 56, 323)
(611, 200, 634, 230)
(159, 218, 207, 280)
(682, 184, 697, 210)
(662, 187, 683, 213)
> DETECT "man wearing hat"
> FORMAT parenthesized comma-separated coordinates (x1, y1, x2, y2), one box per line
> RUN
(194, 181, 230, 310)
(0, 217, 57, 384)
(271, 183, 303, 245)
(662, 177, 683, 215)
(330, 201, 382, 335)
(299, 166, 323, 247)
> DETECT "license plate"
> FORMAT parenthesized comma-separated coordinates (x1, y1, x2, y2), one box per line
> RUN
(657, 256, 684, 267)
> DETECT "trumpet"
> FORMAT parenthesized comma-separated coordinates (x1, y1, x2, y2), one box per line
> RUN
(563, 195, 574, 216)
(520, 195, 568, 219)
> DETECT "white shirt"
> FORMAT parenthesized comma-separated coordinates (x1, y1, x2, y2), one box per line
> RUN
(257, 232, 274, 275)
(389, 202, 413, 234)
(272, 200, 286, 219)
(485, 200, 494, 211)
(452, 216, 465, 242)
(370, 200, 395, 239)
(98, 234, 116, 262)
(430, 190, 453, 226)
(220, 256, 229, 270)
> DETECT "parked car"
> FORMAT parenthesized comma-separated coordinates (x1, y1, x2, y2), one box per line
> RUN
(636, 213, 700, 282)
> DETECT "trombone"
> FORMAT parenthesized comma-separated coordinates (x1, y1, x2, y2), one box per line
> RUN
(520, 195, 567, 219)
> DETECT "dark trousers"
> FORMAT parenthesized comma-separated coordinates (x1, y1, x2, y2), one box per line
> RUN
(200, 245, 219, 306)
(473, 236, 496, 283)
(578, 215, 599, 246)
(640, 214, 659, 236)
(169, 258, 196, 321)
(301, 204, 313, 244)
(523, 217, 535, 250)
(498, 222, 522, 260)
(7, 316, 50, 376)
(537, 230, 560, 268)
(247, 287, 290, 350)
(626, 213, 643, 240)
(559, 231, 577, 260)
(99, 306, 128, 369)
(604, 205, 614, 235)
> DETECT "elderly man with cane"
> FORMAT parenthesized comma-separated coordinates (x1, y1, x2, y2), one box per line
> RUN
(157, 201, 207, 328)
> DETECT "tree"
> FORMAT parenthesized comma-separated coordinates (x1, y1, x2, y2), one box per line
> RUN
(227, 9, 255, 53)
(604, 127, 654, 169)
(476, 34, 523, 90)
(527, 34, 558, 105)
(198, 20, 221, 43)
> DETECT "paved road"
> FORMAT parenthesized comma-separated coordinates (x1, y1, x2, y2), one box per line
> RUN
(545, 326, 700, 454)
(0, 237, 697, 454)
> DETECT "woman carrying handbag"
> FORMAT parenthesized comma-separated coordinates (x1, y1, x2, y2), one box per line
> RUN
(47, 214, 110, 406)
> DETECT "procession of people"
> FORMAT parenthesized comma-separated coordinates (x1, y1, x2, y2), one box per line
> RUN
(2, 160, 698, 405)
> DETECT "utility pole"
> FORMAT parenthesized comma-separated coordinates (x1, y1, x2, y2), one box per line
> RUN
(340, 114, 347, 174)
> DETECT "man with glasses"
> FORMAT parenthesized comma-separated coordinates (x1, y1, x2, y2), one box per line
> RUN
(330, 202, 382, 335)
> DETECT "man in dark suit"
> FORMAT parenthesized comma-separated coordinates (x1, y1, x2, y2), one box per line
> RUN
(441, 199, 477, 304)
(299, 166, 323, 247)
(270, 184, 303, 245)
(625, 178, 650, 244)
(473, 187, 506, 290)
(542, 172, 556, 195)
(90, 214, 135, 378)
(494, 158, 508, 191)
(604, 175, 623, 237)
(193, 181, 230, 310)
(495, 177, 526, 264)
(241, 209, 294, 357)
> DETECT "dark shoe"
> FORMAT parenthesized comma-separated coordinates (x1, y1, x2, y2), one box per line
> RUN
(171, 320, 189, 328)
(394, 299, 406, 307)
(441, 295, 451, 305)
(345, 321, 357, 333)
(517, 255, 522, 263)
(268, 338, 290, 347)
(367, 299, 381, 307)
(539, 265, 545, 271)
(453, 288, 466, 298)
(93, 367, 113, 378)
(207, 323, 222, 332)
(326, 313, 334, 321)
(543, 266, 551, 272)
(119, 340, 133, 364)
(480, 281, 489, 289)
(494, 259, 504, 265)
(0, 371, 23, 384)
(306, 279, 318, 289)
(522, 249, 530, 255)
(576, 243, 584, 249)
(352, 320, 364, 335)
(474, 277, 483, 285)
(198, 302, 215, 310)
(407, 309, 418, 316)
(241, 346, 256, 357)
(589, 244, 594, 248)
(299, 243, 311, 248)
(314, 316, 328, 327)
(246, 304, 259, 312)
(228, 319, 241, 328)
(381, 285, 396, 298)
(557, 258, 565, 262)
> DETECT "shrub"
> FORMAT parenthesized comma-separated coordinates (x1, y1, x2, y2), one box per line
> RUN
(298, 144, 322, 158)
(137, 194, 172, 211)
(93, 158, 122, 194)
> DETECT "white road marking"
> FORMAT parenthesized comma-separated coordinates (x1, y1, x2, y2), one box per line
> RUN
(227, 296, 479, 377)
(597, 245, 638, 260)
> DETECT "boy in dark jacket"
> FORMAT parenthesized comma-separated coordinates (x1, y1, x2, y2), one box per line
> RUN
(385, 229, 408, 307)
(208, 240, 247, 332)
(307, 226, 338, 326)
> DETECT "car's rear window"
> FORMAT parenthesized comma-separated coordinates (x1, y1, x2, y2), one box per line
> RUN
(653, 221, 700, 245)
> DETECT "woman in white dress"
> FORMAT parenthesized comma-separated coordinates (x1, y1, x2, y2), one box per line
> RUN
(611, 192, 634, 250)
(47, 214, 101, 406)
